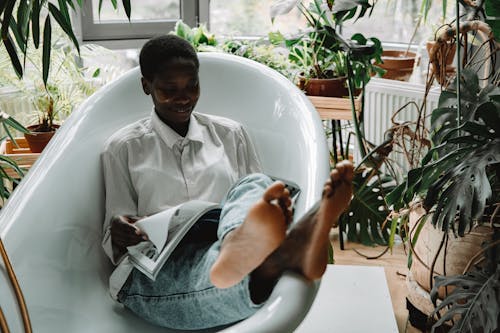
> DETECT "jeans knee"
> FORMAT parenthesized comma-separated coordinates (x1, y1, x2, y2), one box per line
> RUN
(237, 173, 273, 187)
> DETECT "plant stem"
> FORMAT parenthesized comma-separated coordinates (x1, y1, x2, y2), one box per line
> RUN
(456, 0, 461, 132)
(346, 53, 367, 158)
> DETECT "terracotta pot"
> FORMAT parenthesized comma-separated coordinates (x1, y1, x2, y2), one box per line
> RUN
(24, 124, 59, 153)
(298, 76, 349, 98)
(405, 204, 494, 327)
(407, 204, 493, 314)
(376, 50, 417, 81)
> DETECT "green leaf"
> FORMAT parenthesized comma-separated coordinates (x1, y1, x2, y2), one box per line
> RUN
(98, 0, 103, 17)
(341, 169, 395, 246)
(92, 68, 101, 78)
(121, 0, 131, 20)
(57, 0, 71, 26)
(268, 31, 285, 45)
(0, 154, 25, 179)
(430, 264, 500, 333)
(16, 0, 30, 44)
(3, 35, 23, 78)
(408, 214, 428, 269)
(331, 0, 371, 14)
(0, 113, 29, 134)
(48, 3, 80, 54)
(65, 0, 75, 11)
(385, 181, 406, 209)
(1, 0, 15, 39)
(42, 15, 52, 86)
(32, 0, 41, 48)
(0, 1, 7, 15)
(425, 140, 500, 235)
(9, 18, 26, 53)
(173, 20, 192, 40)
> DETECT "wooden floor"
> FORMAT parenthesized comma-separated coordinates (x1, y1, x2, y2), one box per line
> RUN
(330, 230, 421, 333)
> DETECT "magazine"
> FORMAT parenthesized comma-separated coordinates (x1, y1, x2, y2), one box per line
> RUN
(127, 200, 221, 280)
(126, 178, 301, 281)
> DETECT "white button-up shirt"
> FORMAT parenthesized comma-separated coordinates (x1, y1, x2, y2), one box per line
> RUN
(101, 110, 261, 299)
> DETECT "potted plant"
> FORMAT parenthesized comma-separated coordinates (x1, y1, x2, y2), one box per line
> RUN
(387, 67, 499, 331)
(373, 1, 500, 329)
(1, 0, 130, 84)
(0, 35, 101, 153)
(169, 20, 294, 80)
(1, 1, 127, 153)
(271, 0, 383, 98)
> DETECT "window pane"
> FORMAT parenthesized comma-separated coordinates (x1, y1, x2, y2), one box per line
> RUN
(341, 0, 456, 44)
(209, 0, 309, 37)
(210, 0, 455, 44)
(91, 0, 180, 23)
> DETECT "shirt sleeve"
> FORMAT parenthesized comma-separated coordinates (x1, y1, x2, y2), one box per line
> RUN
(237, 125, 262, 175)
(101, 146, 139, 265)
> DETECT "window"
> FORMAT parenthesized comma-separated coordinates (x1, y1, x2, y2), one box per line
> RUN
(80, 0, 198, 42)
(208, 0, 308, 37)
(79, 0, 455, 48)
(341, 0, 456, 46)
(209, 0, 456, 46)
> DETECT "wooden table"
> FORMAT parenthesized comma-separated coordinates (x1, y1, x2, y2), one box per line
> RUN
(307, 95, 361, 121)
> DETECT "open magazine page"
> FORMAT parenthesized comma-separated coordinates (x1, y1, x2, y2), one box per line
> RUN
(127, 200, 220, 280)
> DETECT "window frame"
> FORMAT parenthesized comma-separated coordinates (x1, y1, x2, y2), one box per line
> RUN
(80, 0, 203, 43)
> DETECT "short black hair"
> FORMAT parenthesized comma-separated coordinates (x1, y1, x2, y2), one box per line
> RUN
(139, 34, 199, 81)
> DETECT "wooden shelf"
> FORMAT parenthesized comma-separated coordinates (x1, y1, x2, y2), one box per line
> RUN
(0, 137, 39, 178)
(308, 95, 361, 121)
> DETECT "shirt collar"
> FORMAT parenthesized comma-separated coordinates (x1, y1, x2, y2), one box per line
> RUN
(150, 110, 205, 148)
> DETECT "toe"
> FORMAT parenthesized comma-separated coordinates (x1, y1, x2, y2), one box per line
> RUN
(263, 181, 286, 202)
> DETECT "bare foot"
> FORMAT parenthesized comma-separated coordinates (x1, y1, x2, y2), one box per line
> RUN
(252, 161, 354, 287)
(301, 160, 354, 279)
(210, 181, 292, 289)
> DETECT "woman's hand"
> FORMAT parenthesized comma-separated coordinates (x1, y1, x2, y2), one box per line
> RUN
(110, 215, 148, 258)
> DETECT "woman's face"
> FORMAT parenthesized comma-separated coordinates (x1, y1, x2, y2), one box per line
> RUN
(142, 57, 200, 136)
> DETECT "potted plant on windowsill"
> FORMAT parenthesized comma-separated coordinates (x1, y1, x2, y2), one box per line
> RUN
(1, 1, 129, 154)
(23, 92, 60, 153)
(271, 0, 383, 98)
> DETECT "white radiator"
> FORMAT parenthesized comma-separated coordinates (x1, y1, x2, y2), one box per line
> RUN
(358, 78, 441, 176)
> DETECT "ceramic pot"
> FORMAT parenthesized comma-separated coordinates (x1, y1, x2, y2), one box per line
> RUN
(406, 204, 493, 319)
(376, 50, 417, 81)
(24, 124, 59, 153)
(298, 76, 349, 98)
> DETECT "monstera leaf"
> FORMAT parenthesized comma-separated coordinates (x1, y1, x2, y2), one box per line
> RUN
(387, 71, 500, 236)
(430, 265, 500, 333)
(430, 239, 500, 333)
(424, 138, 499, 235)
(340, 168, 395, 246)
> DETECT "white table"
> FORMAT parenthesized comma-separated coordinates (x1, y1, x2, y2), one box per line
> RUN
(295, 265, 399, 333)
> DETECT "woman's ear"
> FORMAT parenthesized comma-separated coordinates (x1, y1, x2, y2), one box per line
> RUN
(141, 77, 151, 95)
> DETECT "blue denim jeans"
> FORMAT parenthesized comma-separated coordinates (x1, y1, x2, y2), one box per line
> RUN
(117, 173, 274, 330)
